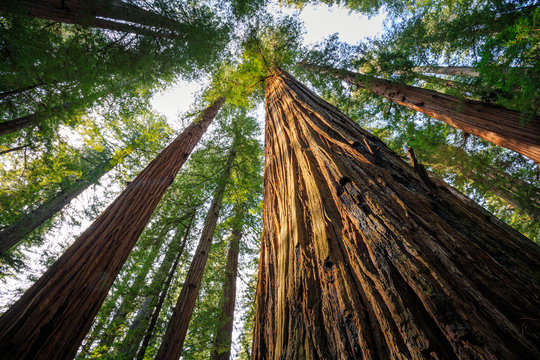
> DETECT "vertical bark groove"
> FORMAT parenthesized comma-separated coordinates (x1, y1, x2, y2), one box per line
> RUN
(252, 68, 540, 359)
(0, 97, 224, 360)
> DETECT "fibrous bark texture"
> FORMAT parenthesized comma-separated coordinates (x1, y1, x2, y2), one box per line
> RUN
(0, 158, 110, 254)
(300, 63, 540, 163)
(252, 68, 540, 359)
(156, 145, 236, 360)
(0, 97, 224, 360)
(211, 225, 242, 360)
(1, 0, 177, 36)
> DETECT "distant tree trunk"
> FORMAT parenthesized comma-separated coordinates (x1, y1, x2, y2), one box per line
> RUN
(0, 157, 111, 254)
(412, 66, 480, 77)
(0, 0, 179, 35)
(300, 63, 540, 163)
(0, 103, 71, 136)
(126, 212, 196, 360)
(0, 83, 44, 99)
(95, 230, 168, 353)
(422, 144, 540, 221)
(252, 68, 540, 359)
(211, 222, 243, 360)
(0, 97, 224, 360)
(156, 145, 237, 360)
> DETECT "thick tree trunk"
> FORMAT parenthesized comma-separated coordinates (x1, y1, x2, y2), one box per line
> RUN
(0, 103, 71, 136)
(300, 63, 540, 163)
(156, 145, 237, 360)
(1, 0, 179, 34)
(252, 68, 540, 359)
(0, 157, 111, 254)
(0, 97, 224, 360)
(211, 224, 243, 360)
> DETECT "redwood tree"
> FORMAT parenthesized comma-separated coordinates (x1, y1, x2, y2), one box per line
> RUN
(299, 62, 540, 163)
(211, 217, 243, 360)
(156, 144, 237, 360)
(252, 68, 540, 359)
(1, 0, 180, 35)
(0, 97, 224, 360)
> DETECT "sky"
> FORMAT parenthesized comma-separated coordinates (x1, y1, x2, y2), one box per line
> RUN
(150, 4, 385, 126)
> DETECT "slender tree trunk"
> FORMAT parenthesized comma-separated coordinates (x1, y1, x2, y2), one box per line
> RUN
(156, 145, 237, 360)
(1, 0, 179, 35)
(0, 83, 44, 99)
(211, 224, 243, 360)
(422, 144, 540, 221)
(126, 212, 196, 360)
(0, 103, 71, 136)
(300, 63, 540, 163)
(412, 66, 480, 77)
(95, 231, 167, 353)
(0, 157, 111, 254)
(252, 68, 540, 359)
(0, 97, 224, 360)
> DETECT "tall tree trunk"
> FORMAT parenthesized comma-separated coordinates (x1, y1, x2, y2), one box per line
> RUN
(421, 144, 540, 222)
(156, 145, 237, 360)
(95, 229, 168, 353)
(252, 68, 540, 359)
(412, 66, 480, 77)
(124, 211, 196, 360)
(0, 103, 71, 136)
(0, 157, 111, 254)
(300, 63, 540, 163)
(0, 97, 224, 360)
(1, 0, 179, 34)
(211, 222, 243, 360)
(0, 83, 44, 99)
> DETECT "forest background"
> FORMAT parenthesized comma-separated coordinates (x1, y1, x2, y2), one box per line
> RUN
(0, 0, 538, 359)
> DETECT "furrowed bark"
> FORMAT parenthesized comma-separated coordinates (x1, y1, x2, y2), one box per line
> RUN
(1, 0, 180, 33)
(156, 145, 237, 360)
(300, 63, 540, 163)
(211, 223, 243, 360)
(0, 158, 111, 254)
(132, 215, 194, 360)
(252, 68, 540, 359)
(0, 97, 224, 360)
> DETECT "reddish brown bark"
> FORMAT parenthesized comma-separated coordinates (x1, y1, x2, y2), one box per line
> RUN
(0, 97, 224, 360)
(156, 145, 237, 360)
(211, 224, 242, 360)
(1, 0, 177, 37)
(300, 63, 540, 163)
(252, 68, 540, 359)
